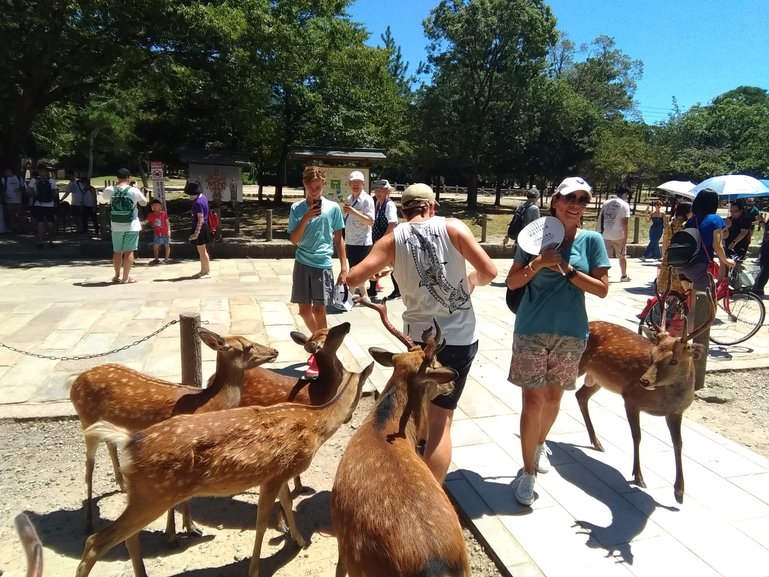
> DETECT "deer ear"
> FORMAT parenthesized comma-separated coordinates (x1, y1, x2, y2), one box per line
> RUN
(687, 343, 706, 360)
(639, 325, 661, 343)
(425, 367, 458, 384)
(369, 347, 396, 367)
(198, 328, 225, 350)
(290, 331, 308, 346)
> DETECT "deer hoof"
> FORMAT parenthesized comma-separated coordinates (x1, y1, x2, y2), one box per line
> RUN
(674, 488, 684, 504)
(633, 476, 647, 489)
(294, 534, 306, 548)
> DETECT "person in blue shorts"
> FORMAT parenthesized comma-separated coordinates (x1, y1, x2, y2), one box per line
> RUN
(289, 166, 347, 377)
(103, 168, 147, 284)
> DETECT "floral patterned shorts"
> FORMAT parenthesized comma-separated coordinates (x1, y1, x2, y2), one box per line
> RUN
(508, 333, 587, 390)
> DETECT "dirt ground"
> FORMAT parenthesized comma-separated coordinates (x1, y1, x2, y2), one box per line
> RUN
(0, 393, 502, 577)
(0, 371, 766, 577)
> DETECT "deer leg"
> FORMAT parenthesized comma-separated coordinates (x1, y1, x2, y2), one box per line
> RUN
(335, 549, 348, 577)
(164, 508, 178, 547)
(84, 433, 100, 534)
(277, 482, 305, 547)
(575, 381, 604, 452)
(75, 502, 166, 577)
(624, 404, 646, 488)
(666, 412, 685, 504)
(107, 442, 125, 491)
(248, 481, 282, 577)
(164, 499, 202, 546)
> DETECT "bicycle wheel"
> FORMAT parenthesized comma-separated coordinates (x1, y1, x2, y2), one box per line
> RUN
(709, 290, 766, 346)
(637, 291, 689, 336)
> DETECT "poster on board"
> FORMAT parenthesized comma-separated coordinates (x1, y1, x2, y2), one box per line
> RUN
(187, 164, 243, 202)
(319, 167, 370, 202)
(150, 160, 165, 207)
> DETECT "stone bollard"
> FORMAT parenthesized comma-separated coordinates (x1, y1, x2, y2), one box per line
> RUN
(633, 216, 640, 244)
(179, 313, 202, 388)
(480, 213, 487, 243)
(266, 209, 273, 242)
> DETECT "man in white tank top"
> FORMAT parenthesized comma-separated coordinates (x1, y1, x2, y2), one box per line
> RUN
(347, 183, 497, 483)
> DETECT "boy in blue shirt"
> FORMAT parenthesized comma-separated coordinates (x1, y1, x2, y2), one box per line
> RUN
(288, 166, 347, 377)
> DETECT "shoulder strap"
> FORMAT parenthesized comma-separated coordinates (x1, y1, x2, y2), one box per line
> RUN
(695, 217, 712, 263)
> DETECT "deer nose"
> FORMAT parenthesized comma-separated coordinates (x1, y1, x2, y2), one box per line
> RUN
(639, 378, 656, 391)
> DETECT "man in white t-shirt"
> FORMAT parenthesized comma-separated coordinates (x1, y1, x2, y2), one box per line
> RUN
(599, 185, 632, 282)
(102, 168, 147, 284)
(1, 169, 25, 233)
(342, 170, 375, 302)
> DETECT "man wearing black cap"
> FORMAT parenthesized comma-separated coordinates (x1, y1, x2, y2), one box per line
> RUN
(347, 183, 497, 483)
(103, 168, 147, 283)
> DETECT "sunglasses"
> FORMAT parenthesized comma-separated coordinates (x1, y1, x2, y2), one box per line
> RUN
(560, 193, 590, 206)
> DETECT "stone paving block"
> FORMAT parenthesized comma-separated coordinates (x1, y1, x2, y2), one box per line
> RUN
(40, 330, 87, 350)
(58, 310, 99, 331)
(451, 416, 492, 448)
(457, 378, 511, 419)
(729, 471, 769, 507)
(621, 534, 721, 577)
(733, 515, 769, 550)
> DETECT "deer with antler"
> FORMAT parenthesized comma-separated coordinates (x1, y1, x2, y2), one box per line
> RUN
(75, 352, 374, 577)
(577, 275, 716, 503)
(332, 299, 470, 577)
(69, 327, 279, 541)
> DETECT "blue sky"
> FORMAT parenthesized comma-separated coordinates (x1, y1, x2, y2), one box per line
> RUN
(347, 0, 769, 123)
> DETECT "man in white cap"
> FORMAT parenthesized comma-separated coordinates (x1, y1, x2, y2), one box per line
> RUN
(343, 170, 375, 302)
(347, 183, 497, 483)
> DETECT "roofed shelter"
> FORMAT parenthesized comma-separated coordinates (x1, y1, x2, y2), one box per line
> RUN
(287, 146, 386, 200)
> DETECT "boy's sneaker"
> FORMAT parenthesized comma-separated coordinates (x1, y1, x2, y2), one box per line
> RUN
(513, 471, 536, 506)
(304, 355, 319, 379)
(620, 275, 631, 282)
(534, 443, 552, 474)
(149, 258, 160, 265)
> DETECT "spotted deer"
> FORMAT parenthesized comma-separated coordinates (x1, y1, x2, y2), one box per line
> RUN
(577, 280, 716, 503)
(332, 299, 470, 577)
(69, 327, 279, 541)
(75, 354, 374, 577)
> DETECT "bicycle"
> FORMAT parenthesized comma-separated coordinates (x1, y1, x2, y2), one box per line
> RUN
(638, 260, 766, 346)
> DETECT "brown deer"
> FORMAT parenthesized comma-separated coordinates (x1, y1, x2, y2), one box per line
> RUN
(332, 300, 470, 577)
(75, 355, 374, 577)
(69, 327, 279, 541)
(577, 280, 716, 504)
(240, 321, 353, 408)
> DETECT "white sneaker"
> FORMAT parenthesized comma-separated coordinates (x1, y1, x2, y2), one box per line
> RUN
(534, 443, 552, 474)
(513, 471, 536, 506)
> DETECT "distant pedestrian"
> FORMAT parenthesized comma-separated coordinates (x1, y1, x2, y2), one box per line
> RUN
(343, 170, 375, 302)
(598, 184, 631, 281)
(1, 168, 26, 233)
(368, 178, 400, 300)
(79, 177, 99, 237)
(28, 169, 59, 248)
(641, 200, 666, 261)
(147, 198, 171, 264)
(103, 168, 147, 283)
(503, 187, 540, 248)
(185, 182, 211, 278)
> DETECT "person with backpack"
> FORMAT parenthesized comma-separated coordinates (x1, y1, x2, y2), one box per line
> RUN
(103, 168, 147, 284)
(28, 169, 59, 248)
(503, 187, 540, 247)
(672, 188, 734, 302)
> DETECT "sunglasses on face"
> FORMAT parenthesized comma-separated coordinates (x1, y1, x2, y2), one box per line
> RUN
(561, 193, 590, 206)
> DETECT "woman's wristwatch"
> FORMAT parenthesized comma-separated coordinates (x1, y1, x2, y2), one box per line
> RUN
(565, 267, 578, 281)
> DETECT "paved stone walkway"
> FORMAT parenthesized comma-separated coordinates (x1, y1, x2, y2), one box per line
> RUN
(1, 248, 768, 577)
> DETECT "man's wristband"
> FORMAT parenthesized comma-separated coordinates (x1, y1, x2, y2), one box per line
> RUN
(565, 267, 578, 281)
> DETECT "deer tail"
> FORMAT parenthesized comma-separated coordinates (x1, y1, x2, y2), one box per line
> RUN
(84, 421, 135, 470)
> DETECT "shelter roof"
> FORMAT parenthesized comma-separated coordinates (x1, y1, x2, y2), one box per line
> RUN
(287, 146, 387, 164)
(178, 149, 251, 167)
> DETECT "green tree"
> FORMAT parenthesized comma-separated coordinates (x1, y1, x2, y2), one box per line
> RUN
(417, 0, 557, 208)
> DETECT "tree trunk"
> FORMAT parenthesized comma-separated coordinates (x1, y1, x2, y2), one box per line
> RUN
(494, 178, 502, 207)
(87, 130, 95, 178)
(467, 173, 478, 210)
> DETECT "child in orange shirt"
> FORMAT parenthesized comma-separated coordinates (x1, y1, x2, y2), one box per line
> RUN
(147, 198, 171, 264)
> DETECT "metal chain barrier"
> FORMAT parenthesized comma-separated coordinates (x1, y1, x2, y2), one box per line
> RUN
(0, 319, 202, 362)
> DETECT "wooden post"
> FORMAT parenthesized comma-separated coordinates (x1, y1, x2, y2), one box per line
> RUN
(692, 292, 710, 391)
(233, 200, 240, 235)
(632, 216, 640, 244)
(266, 209, 273, 241)
(179, 313, 202, 388)
(480, 213, 487, 243)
